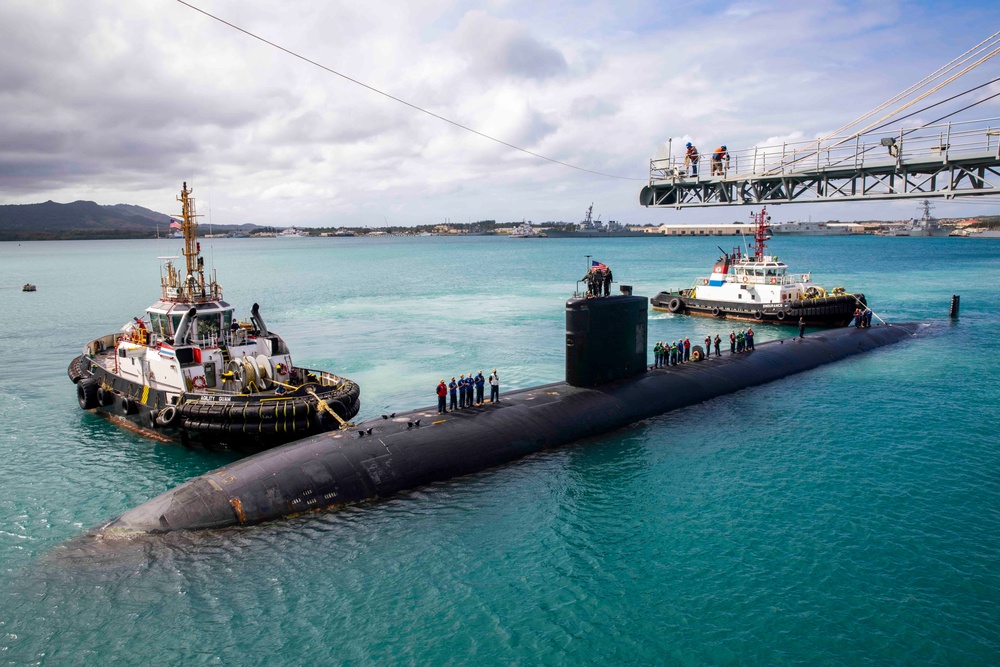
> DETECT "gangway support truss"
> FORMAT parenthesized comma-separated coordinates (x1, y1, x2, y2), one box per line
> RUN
(641, 119, 1000, 208)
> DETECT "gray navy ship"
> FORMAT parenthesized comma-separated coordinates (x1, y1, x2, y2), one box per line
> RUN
(543, 204, 649, 238)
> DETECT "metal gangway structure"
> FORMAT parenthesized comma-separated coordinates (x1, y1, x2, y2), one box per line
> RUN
(640, 118, 1000, 209)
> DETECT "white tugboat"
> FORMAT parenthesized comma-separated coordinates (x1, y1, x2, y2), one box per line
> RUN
(650, 207, 866, 326)
(68, 183, 360, 451)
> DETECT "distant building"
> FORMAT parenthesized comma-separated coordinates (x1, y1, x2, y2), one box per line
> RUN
(657, 223, 756, 236)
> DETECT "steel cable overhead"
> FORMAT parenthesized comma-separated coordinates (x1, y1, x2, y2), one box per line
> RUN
(174, 0, 642, 181)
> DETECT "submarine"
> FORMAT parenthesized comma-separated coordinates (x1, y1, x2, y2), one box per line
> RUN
(99, 289, 915, 534)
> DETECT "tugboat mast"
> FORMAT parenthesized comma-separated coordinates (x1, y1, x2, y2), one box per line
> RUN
(750, 207, 770, 261)
(161, 182, 220, 303)
(178, 182, 203, 293)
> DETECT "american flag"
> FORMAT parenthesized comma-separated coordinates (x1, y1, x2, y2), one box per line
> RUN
(169, 220, 182, 230)
(591, 260, 608, 272)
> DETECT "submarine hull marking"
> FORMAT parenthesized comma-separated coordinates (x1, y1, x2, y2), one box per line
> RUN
(102, 325, 914, 534)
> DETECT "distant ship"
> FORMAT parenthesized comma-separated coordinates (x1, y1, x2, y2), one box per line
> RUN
(876, 200, 952, 237)
(278, 226, 309, 237)
(770, 221, 855, 236)
(543, 204, 648, 238)
(508, 220, 546, 238)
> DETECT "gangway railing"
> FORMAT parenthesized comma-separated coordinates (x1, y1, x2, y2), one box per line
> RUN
(642, 117, 1000, 208)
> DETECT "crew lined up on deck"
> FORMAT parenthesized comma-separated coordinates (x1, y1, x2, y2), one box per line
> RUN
(436, 370, 499, 414)
(853, 307, 874, 328)
(652, 329, 756, 368)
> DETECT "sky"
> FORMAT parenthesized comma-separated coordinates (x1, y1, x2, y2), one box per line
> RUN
(2, 0, 999, 227)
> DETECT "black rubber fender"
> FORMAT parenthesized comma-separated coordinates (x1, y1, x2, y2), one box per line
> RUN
(667, 298, 683, 313)
(157, 405, 181, 428)
(77, 380, 98, 410)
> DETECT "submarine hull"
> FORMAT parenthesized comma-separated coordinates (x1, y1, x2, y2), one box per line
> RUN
(103, 323, 915, 534)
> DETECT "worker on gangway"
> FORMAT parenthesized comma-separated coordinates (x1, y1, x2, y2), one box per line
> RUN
(712, 145, 730, 176)
(685, 142, 700, 176)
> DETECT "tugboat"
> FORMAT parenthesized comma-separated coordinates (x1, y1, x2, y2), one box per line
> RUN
(650, 207, 865, 326)
(67, 183, 361, 451)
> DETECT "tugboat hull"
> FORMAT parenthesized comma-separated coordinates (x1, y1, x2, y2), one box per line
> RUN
(69, 355, 360, 452)
(650, 290, 865, 327)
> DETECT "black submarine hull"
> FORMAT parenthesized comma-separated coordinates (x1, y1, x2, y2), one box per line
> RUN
(101, 323, 915, 534)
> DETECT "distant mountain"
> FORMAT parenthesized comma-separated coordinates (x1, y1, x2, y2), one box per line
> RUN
(0, 200, 255, 241)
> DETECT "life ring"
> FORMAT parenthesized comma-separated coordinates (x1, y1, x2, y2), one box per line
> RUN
(769, 277, 776, 284)
(192, 375, 207, 390)
(776, 310, 787, 321)
(702, 278, 709, 285)
(667, 297, 683, 313)
(691, 349, 703, 362)
(711, 307, 721, 317)
(275, 363, 287, 376)
(156, 405, 180, 428)
(754, 311, 763, 320)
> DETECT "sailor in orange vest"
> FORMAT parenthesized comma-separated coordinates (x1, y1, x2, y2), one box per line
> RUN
(711, 145, 729, 175)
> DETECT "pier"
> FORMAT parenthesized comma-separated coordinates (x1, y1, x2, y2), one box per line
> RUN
(640, 118, 1000, 209)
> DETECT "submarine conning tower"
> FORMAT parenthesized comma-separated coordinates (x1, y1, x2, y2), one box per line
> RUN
(566, 290, 647, 387)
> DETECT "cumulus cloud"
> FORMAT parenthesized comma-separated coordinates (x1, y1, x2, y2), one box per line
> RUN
(453, 10, 569, 81)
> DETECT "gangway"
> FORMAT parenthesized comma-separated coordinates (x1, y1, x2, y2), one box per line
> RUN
(640, 118, 1000, 208)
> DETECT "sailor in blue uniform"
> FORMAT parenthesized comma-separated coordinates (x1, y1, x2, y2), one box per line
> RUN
(475, 371, 485, 406)
(458, 374, 467, 408)
(449, 377, 458, 410)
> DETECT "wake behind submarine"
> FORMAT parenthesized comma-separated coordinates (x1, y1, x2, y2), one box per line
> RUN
(100, 290, 915, 535)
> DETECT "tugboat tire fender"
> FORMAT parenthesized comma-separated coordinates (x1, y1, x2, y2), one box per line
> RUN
(754, 311, 763, 320)
(96, 387, 110, 407)
(776, 310, 787, 321)
(119, 395, 134, 415)
(77, 380, 98, 410)
(157, 405, 180, 428)
(667, 298, 683, 313)
(712, 307, 721, 317)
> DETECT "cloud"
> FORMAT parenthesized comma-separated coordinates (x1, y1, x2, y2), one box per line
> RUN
(453, 10, 569, 81)
(0, 0, 996, 226)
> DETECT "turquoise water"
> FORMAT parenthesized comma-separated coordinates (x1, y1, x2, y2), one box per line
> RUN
(1, 235, 999, 665)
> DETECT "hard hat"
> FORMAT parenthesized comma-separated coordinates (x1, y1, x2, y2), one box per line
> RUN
(721, 145, 727, 149)
(686, 142, 692, 147)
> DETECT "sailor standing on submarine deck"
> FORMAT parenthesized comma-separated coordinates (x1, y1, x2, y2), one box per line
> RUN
(436, 380, 448, 414)
(475, 371, 485, 406)
(489, 369, 500, 402)
(449, 377, 458, 410)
